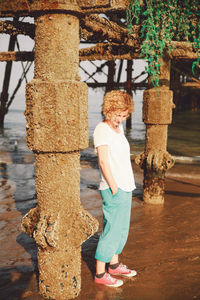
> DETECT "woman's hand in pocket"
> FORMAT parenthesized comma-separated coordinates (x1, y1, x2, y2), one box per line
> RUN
(111, 184, 118, 196)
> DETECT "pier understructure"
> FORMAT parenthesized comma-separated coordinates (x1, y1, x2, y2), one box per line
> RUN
(0, 1, 199, 299)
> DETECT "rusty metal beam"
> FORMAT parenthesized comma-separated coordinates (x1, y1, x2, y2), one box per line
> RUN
(80, 41, 199, 61)
(0, 20, 35, 39)
(0, 41, 198, 62)
(0, 33, 17, 127)
(79, 42, 140, 60)
(0, 0, 127, 17)
(80, 14, 140, 47)
(0, 51, 34, 61)
(86, 81, 148, 89)
(182, 82, 200, 88)
(126, 59, 133, 128)
(170, 41, 199, 60)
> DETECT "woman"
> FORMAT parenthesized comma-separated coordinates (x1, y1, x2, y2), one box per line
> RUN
(93, 90, 137, 287)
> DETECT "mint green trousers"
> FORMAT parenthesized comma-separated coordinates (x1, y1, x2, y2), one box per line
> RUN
(95, 187, 132, 263)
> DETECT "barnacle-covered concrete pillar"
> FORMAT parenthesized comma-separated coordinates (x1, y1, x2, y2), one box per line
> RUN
(22, 13, 98, 299)
(136, 55, 175, 204)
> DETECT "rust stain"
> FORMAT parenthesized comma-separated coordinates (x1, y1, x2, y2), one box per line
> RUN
(41, 0, 59, 10)
(51, 1, 59, 9)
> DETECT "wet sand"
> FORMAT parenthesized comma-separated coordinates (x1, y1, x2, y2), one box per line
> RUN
(0, 151, 200, 300)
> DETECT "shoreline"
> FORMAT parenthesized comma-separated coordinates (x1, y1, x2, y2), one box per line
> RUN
(0, 150, 200, 299)
(82, 146, 200, 165)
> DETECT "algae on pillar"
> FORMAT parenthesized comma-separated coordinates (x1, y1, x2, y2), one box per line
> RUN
(136, 55, 175, 204)
(22, 13, 98, 299)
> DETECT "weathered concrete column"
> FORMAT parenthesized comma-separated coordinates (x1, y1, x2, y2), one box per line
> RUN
(136, 55, 175, 204)
(22, 13, 98, 299)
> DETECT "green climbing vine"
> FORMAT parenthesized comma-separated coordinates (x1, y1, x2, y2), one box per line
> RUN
(126, 0, 200, 87)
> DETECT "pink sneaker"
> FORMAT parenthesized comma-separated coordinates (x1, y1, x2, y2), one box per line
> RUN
(108, 263, 137, 277)
(94, 273, 123, 287)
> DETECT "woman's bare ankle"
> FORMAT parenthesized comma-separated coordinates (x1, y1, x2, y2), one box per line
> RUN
(110, 254, 119, 265)
(96, 260, 106, 275)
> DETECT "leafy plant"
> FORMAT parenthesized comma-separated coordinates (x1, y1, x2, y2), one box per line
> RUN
(126, 0, 200, 87)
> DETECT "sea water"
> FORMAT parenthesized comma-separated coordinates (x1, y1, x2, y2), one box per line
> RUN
(0, 88, 200, 159)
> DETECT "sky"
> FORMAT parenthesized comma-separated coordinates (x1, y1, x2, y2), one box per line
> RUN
(0, 16, 147, 109)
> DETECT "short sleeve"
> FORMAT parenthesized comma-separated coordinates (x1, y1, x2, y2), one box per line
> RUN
(93, 123, 110, 148)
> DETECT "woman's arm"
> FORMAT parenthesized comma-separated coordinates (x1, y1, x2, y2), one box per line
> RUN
(97, 145, 118, 195)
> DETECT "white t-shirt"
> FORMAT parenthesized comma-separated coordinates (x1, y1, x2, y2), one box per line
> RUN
(93, 122, 136, 192)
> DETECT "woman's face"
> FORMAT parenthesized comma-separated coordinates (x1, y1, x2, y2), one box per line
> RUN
(107, 109, 129, 128)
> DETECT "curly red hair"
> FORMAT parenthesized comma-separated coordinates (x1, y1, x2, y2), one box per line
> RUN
(102, 90, 134, 119)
